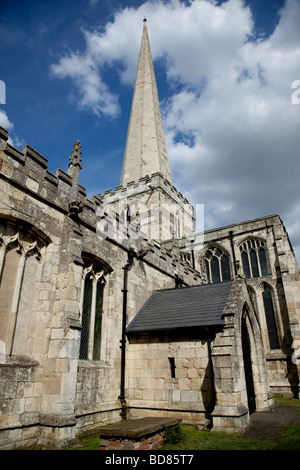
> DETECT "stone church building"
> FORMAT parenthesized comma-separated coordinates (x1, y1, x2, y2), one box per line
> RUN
(0, 20, 299, 449)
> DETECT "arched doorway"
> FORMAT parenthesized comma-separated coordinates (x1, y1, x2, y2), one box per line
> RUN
(241, 313, 256, 413)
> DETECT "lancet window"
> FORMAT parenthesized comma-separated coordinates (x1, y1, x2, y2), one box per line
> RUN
(119, 205, 132, 228)
(262, 285, 280, 350)
(203, 246, 231, 283)
(0, 225, 45, 356)
(239, 239, 268, 279)
(79, 259, 107, 361)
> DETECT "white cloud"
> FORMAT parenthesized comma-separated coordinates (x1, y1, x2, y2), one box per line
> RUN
(51, 0, 300, 261)
(0, 110, 14, 132)
(0, 110, 25, 149)
(156, 0, 300, 261)
(50, 0, 253, 113)
(0, 110, 16, 145)
(51, 51, 120, 117)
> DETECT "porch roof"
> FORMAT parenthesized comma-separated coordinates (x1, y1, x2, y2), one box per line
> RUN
(126, 280, 234, 334)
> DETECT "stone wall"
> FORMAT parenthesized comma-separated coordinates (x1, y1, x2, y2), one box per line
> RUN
(190, 215, 300, 397)
(74, 249, 201, 434)
(211, 277, 272, 432)
(99, 431, 164, 450)
(100, 172, 195, 242)
(126, 331, 214, 422)
(0, 122, 299, 448)
(0, 126, 203, 448)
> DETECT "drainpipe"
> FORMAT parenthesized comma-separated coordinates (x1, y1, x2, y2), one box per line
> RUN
(206, 328, 216, 411)
(191, 239, 195, 269)
(119, 248, 136, 419)
(229, 230, 237, 276)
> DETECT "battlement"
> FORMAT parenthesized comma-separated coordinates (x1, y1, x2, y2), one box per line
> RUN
(0, 126, 201, 283)
(0, 126, 86, 210)
(99, 172, 194, 213)
(0, 127, 192, 217)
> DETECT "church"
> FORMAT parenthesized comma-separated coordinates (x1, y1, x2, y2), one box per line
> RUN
(0, 19, 299, 449)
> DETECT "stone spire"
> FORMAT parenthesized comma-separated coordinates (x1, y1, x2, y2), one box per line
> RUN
(120, 19, 172, 186)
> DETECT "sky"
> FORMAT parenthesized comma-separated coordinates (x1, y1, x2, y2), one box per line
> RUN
(0, 0, 300, 261)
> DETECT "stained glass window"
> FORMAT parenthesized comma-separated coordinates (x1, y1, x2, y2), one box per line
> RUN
(262, 286, 280, 350)
(79, 262, 106, 361)
(221, 255, 231, 281)
(239, 239, 268, 279)
(79, 276, 93, 360)
(250, 250, 259, 278)
(242, 252, 251, 279)
(211, 256, 221, 282)
(203, 247, 231, 283)
(258, 248, 268, 276)
(93, 281, 104, 360)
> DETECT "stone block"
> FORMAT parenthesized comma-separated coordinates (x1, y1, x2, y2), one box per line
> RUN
(180, 390, 198, 402)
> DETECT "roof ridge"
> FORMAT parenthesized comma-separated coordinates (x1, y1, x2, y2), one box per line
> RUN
(155, 279, 234, 294)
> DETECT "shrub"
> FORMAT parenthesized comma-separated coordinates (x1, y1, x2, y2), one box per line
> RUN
(164, 425, 184, 444)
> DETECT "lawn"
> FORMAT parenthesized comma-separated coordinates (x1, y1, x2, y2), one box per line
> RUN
(71, 422, 300, 451)
(69, 397, 300, 451)
(24, 397, 300, 450)
(160, 423, 300, 451)
(160, 396, 300, 451)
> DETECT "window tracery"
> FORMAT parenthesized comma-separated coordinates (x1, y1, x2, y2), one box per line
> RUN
(0, 227, 44, 356)
(203, 246, 231, 283)
(239, 239, 268, 279)
(79, 260, 107, 361)
(262, 284, 280, 350)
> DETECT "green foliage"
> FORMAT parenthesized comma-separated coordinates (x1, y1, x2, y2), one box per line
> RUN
(274, 396, 300, 409)
(276, 426, 300, 450)
(161, 426, 278, 450)
(25, 397, 300, 450)
(161, 421, 300, 451)
(68, 433, 100, 450)
(163, 424, 184, 444)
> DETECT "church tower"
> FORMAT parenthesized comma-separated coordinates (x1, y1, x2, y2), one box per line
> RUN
(101, 20, 194, 244)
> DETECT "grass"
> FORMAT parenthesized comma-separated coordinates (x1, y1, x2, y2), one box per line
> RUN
(25, 397, 300, 450)
(160, 397, 300, 451)
(70, 423, 300, 451)
(160, 425, 277, 450)
(160, 422, 300, 451)
(67, 424, 300, 451)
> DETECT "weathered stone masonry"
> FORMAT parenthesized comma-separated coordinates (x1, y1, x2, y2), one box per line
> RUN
(0, 124, 201, 448)
(0, 19, 299, 449)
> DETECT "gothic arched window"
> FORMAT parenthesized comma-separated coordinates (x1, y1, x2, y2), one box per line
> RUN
(203, 247, 231, 283)
(79, 259, 107, 361)
(262, 285, 280, 350)
(239, 239, 268, 279)
(118, 205, 132, 239)
(0, 223, 47, 357)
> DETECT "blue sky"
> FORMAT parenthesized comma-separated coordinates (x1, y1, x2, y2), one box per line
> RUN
(1, 0, 300, 260)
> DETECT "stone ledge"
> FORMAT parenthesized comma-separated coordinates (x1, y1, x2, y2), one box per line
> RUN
(100, 432, 164, 451)
(39, 413, 77, 427)
(0, 355, 39, 368)
(99, 417, 181, 451)
(99, 417, 181, 439)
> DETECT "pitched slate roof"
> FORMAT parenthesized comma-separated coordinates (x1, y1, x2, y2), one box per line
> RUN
(127, 280, 234, 334)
